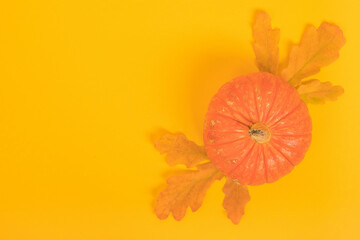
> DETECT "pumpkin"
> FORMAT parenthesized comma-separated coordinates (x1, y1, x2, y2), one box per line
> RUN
(203, 72, 312, 185)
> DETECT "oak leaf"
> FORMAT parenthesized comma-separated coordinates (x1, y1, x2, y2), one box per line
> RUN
(281, 22, 346, 87)
(155, 163, 223, 221)
(297, 79, 344, 104)
(154, 132, 207, 168)
(223, 178, 250, 224)
(252, 11, 280, 74)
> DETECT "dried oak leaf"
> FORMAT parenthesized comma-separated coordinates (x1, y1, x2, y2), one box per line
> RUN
(252, 11, 280, 75)
(297, 79, 344, 104)
(154, 132, 207, 168)
(281, 22, 346, 87)
(155, 162, 224, 221)
(222, 178, 251, 224)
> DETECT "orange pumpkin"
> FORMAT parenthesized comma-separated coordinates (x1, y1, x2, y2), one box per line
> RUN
(203, 72, 312, 185)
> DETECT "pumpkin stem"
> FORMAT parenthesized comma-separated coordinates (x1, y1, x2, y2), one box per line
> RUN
(249, 123, 271, 143)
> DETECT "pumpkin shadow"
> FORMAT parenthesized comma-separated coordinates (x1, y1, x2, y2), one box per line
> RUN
(149, 40, 258, 213)
(185, 41, 257, 139)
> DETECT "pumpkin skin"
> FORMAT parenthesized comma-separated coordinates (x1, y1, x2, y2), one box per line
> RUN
(203, 72, 312, 185)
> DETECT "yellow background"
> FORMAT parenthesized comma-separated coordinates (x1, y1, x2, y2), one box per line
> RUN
(0, 0, 359, 239)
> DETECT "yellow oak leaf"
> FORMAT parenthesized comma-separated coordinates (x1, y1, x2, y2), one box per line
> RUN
(252, 11, 280, 74)
(297, 79, 344, 104)
(155, 162, 224, 221)
(154, 132, 207, 168)
(223, 178, 250, 224)
(281, 22, 346, 87)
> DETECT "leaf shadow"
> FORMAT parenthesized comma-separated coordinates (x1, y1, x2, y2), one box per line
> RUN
(279, 24, 313, 74)
(150, 168, 193, 211)
(278, 39, 295, 73)
(147, 127, 171, 145)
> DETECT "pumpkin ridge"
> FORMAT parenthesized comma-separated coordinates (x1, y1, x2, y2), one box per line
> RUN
(271, 135, 310, 165)
(263, 77, 279, 122)
(269, 142, 295, 166)
(271, 132, 311, 137)
(233, 78, 257, 123)
(207, 130, 248, 134)
(252, 80, 262, 122)
(263, 144, 280, 182)
(265, 83, 297, 125)
(249, 144, 261, 184)
(268, 101, 302, 128)
(206, 137, 247, 147)
(262, 145, 269, 183)
(216, 96, 252, 126)
(226, 141, 256, 177)
(206, 112, 249, 129)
